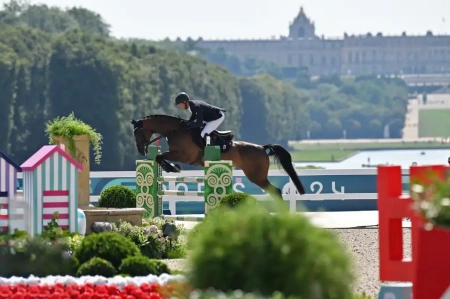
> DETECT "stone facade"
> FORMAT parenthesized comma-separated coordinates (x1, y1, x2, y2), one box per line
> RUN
(197, 7, 450, 76)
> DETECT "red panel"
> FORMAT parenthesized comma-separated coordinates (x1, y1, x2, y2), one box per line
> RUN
(43, 190, 69, 196)
(414, 226, 450, 299)
(378, 166, 414, 281)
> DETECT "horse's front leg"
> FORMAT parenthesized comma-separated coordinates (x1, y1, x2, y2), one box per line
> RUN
(155, 151, 182, 173)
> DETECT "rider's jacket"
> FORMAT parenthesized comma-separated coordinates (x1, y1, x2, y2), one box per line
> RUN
(187, 100, 226, 127)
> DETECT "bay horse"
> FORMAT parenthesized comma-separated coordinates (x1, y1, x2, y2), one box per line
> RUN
(130, 114, 306, 199)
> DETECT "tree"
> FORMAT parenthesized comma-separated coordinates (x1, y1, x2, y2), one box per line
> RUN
(67, 7, 111, 37)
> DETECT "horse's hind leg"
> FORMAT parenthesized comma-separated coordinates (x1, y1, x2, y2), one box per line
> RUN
(239, 152, 283, 200)
(155, 151, 183, 173)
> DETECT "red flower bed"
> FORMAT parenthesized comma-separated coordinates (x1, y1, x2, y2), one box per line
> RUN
(0, 282, 185, 299)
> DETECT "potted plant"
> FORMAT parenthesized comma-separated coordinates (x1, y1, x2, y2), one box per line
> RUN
(45, 112, 103, 209)
(45, 112, 103, 165)
(410, 166, 450, 298)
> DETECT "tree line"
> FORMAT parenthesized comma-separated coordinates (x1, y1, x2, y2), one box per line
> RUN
(0, 1, 408, 171)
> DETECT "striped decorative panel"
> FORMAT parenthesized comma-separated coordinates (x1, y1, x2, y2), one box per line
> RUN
(0, 191, 8, 231)
(0, 157, 16, 196)
(42, 190, 69, 229)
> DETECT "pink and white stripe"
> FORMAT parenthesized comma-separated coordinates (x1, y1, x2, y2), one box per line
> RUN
(42, 190, 69, 229)
(0, 196, 7, 231)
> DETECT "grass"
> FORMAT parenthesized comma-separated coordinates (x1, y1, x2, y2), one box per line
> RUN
(290, 140, 450, 151)
(419, 109, 450, 138)
(291, 149, 355, 162)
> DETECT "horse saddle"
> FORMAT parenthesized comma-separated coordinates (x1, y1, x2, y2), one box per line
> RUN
(193, 126, 234, 152)
(212, 130, 233, 139)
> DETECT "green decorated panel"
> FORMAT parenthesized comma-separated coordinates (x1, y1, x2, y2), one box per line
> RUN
(204, 160, 233, 212)
(136, 159, 161, 218)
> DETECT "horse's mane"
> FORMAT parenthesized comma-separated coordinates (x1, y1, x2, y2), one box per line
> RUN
(144, 114, 186, 121)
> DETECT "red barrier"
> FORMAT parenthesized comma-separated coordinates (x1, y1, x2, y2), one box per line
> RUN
(378, 165, 450, 299)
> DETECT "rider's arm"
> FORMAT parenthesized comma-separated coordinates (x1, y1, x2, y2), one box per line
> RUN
(189, 104, 204, 127)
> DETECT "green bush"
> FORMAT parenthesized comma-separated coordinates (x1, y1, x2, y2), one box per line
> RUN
(113, 221, 162, 259)
(218, 192, 257, 209)
(76, 257, 116, 277)
(73, 232, 141, 269)
(118, 256, 158, 276)
(98, 185, 136, 208)
(188, 201, 354, 298)
(0, 236, 76, 277)
(152, 259, 171, 275)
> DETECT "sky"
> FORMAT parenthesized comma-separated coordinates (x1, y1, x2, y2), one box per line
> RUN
(1, 0, 450, 41)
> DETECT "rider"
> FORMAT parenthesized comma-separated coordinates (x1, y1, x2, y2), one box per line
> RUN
(175, 92, 226, 145)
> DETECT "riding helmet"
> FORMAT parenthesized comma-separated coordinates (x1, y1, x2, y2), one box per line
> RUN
(175, 92, 190, 105)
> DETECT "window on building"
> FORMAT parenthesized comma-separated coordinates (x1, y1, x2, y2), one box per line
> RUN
(298, 54, 303, 66)
(309, 54, 314, 66)
(331, 56, 336, 66)
(373, 50, 377, 62)
(298, 27, 305, 38)
(288, 54, 292, 65)
(362, 52, 366, 63)
(348, 52, 353, 64)
(355, 52, 360, 64)
(322, 56, 326, 66)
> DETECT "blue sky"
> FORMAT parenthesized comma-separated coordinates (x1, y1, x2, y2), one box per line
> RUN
(1, 0, 449, 40)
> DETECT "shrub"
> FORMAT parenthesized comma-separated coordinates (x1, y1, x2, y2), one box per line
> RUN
(118, 256, 158, 276)
(76, 257, 116, 277)
(113, 221, 162, 259)
(152, 260, 171, 275)
(98, 185, 136, 208)
(73, 232, 141, 269)
(0, 236, 76, 277)
(218, 192, 257, 209)
(188, 201, 354, 298)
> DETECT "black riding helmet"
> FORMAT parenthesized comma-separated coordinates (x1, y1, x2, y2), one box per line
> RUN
(175, 92, 190, 105)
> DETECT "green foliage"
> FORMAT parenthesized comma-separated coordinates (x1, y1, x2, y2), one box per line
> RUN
(45, 112, 103, 164)
(118, 256, 160, 276)
(0, 236, 76, 277)
(41, 211, 74, 242)
(76, 257, 116, 277)
(98, 185, 136, 208)
(188, 201, 354, 298)
(1, 0, 110, 36)
(112, 221, 163, 259)
(152, 259, 171, 275)
(177, 289, 373, 299)
(411, 171, 450, 228)
(73, 232, 141, 269)
(218, 192, 257, 209)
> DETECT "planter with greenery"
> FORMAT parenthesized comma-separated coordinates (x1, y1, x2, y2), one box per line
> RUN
(45, 112, 103, 165)
(410, 167, 450, 298)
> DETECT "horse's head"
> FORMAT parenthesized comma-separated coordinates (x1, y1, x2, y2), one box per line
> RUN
(130, 118, 153, 156)
(131, 114, 188, 156)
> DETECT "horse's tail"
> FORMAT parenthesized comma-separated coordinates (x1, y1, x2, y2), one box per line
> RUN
(263, 144, 306, 195)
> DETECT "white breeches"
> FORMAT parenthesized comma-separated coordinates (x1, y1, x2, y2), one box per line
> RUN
(200, 112, 225, 138)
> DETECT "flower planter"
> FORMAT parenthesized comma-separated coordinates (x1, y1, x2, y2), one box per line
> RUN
(414, 225, 450, 299)
(52, 135, 91, 209)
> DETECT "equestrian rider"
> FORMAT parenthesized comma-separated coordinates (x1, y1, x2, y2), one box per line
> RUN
(175, 92, 226, 145)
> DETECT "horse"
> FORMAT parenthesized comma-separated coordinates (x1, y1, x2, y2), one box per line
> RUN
(130, 114, 306, 199)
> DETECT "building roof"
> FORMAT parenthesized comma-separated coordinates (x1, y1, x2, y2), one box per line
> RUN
(21, 145, 83, 172)
(0, 150, 21, 171)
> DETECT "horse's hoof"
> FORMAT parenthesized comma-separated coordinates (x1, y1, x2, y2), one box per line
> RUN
(170, 163, 181, 173)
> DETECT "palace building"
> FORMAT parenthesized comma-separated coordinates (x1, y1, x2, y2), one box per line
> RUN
(197, 7, 450, 76)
